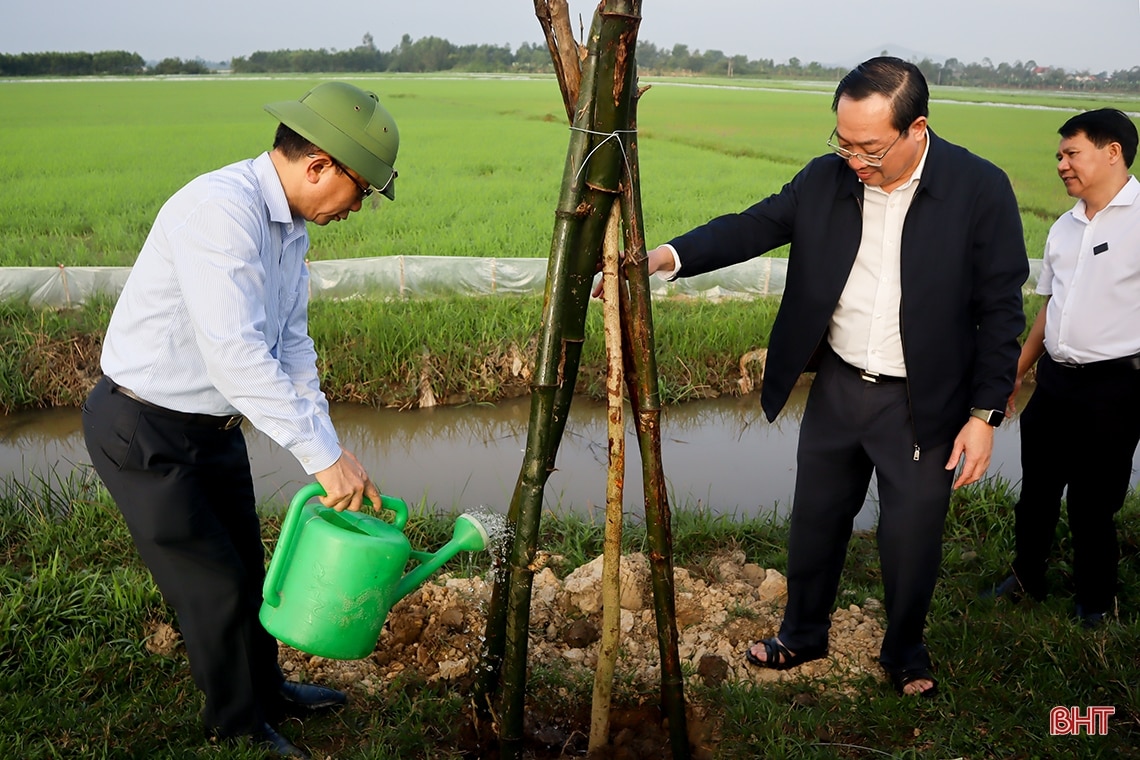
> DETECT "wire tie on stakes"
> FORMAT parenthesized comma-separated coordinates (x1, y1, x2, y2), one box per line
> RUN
(569, 127, 637, 186)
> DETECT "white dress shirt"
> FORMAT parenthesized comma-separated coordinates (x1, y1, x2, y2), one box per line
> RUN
(101, 152, 342, 475)
(829, 135, 930, 377)
(1038, 174, 1140, 364)
(660, 136, 930, 377)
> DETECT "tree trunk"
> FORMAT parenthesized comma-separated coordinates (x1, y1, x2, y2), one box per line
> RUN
(617, 85, 690, 759)
(475, 10, 621, 751)
(475, 4, 690, 758)
(589, 202, 624, 752)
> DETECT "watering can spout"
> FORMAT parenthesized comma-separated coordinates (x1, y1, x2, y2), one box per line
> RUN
(394, 512, 491, 601)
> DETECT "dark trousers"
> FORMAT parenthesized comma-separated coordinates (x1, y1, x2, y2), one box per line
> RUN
(82, 377, 283, 736)
(1013, 355, 1140, 613)
(778, 348, 954, 672)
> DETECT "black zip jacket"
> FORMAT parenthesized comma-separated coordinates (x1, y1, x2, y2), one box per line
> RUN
(669, 130, 1028, 449)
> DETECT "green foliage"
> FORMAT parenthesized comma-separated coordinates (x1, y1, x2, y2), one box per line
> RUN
(0, 287, 1047, 415)
(0, 287, 781, 413)
(0, 299, 112, 412)
(0, 473, 180, 759)
(149, 57, 212, 75)
(6, 34, 1140, 90)
(305, 293, 784, 408)
(0, 50, 147, 76)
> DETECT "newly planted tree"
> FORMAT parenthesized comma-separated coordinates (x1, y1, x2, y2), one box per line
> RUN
(475, 2, 689, 757)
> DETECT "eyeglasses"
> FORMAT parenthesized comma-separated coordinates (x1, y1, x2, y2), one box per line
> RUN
(308, 153, 397, 199)
(827, 128, 904, 168)
(328, 156, 373, 199)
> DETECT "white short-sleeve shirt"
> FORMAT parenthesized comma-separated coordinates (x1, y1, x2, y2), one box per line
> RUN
(1039, 174, 1140, 364)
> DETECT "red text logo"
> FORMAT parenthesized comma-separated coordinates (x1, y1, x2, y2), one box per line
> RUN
(1050, 706, 1114, 736)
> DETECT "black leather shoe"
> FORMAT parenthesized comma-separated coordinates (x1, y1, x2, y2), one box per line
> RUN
(981, 574, 1025, 601)
(1075, 604, 1108, 629)
(251, 722, 311, 759)
(211, 723, 311, 759)
(279, 680, 347, 712)
(982, 574, 1044, 603)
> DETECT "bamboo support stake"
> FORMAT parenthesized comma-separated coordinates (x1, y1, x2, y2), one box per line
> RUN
(475, 4, 694, 758)
(474, 9, 613, 742)
(589, 201, 624, 751)
(617, 86, 690, 759)
(496, 19, 632, 757)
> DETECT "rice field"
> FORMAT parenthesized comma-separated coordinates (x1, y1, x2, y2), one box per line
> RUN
(1, 73, 1138, 268)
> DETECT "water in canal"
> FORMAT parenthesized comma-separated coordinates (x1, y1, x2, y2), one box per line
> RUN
(3, 387, 1137, 531)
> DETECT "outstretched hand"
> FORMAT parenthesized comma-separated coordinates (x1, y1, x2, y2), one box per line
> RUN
(590, 258, 615, 299)
(590, 244, 676, 298)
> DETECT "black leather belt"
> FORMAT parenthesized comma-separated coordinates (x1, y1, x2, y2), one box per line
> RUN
(837, 357, 906, 384)
(857, 369, 906, 383)
(1053, 353, 1140, 372)
(106, 377, 244, 430)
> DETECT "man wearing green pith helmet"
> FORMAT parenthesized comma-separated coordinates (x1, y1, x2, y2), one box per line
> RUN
(82, 82, 399, 759)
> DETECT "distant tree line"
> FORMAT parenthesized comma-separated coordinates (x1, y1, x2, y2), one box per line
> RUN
(910, 55, 1140, 92)
(231, 34, 532, 75)
(233, 35, 1140, 92)
(0, 50, 210, 76)
(4, 34, 1139, 92)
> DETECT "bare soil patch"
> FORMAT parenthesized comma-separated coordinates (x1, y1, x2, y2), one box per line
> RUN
(245, 550, 887, 757)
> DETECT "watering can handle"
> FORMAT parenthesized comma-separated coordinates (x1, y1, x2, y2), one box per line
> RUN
(261, 482, 409, 608)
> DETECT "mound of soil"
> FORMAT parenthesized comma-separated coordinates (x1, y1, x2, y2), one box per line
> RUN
(270, 550, 887, 758)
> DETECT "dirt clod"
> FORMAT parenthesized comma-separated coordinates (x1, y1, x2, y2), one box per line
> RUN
(563, 618, 600, 649)
(697, 654, 729, 686)
(144, 621, 181, 656)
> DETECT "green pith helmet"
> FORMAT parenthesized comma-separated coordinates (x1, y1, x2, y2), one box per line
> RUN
(265, 82, 400, 200)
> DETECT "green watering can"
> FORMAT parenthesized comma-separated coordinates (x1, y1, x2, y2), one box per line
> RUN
(260, 482, 490, 660)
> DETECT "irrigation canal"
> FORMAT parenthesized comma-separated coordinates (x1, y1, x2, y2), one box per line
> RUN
(3, 386, 1138, 531)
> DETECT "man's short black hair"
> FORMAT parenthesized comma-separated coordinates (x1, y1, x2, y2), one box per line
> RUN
(272, 123, 319, 161)
(832, 56, 930, 134)
(1059, 109, 1138, 168)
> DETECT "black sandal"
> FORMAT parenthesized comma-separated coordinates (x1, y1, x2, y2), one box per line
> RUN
(886, 666, 939, 698)
(744, 637, 827, 671)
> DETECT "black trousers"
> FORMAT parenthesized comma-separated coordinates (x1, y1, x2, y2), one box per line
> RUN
(82, 376, 283, 736)
(778, 348, 954, 672)
(1012, 355, 1140, 613)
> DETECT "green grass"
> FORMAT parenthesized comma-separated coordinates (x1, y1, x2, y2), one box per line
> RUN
(0, 290, 1042, 415)
(0, 293, 784, 413)
(2, 74, 1135, 268)
(3, 472, 1138, 758)
(0, 298, 112, 411)
(312, 292, 781, 408)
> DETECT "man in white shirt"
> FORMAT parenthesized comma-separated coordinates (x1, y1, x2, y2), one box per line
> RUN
(82, 82, 399, 758)
(988, 109, 1140, 629)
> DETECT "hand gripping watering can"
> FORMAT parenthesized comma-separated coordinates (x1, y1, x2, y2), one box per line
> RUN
(259, 482, 490, 660)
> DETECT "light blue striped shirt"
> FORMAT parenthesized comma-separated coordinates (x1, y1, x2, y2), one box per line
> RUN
(101, 152, 342, 475)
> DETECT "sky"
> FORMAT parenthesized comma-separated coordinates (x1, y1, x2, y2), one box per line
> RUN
(2, 0, 1138, 75)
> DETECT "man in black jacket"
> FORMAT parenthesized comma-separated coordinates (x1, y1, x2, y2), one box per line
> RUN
(644, 57, 1027, 696)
